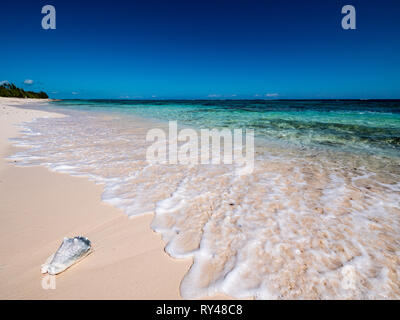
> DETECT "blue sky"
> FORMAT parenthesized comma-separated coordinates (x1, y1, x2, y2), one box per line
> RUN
(1, 0, 399, 99)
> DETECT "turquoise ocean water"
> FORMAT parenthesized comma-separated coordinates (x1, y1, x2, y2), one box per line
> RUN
(50, 99, 400, 156)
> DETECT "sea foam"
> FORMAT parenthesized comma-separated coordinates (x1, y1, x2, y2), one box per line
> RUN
(10, 106, 400, 299)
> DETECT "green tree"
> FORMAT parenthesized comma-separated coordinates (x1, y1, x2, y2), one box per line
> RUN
(0, 83, 49, 99)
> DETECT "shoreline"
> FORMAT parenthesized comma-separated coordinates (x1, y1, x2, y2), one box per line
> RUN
(5, 97, 399, 299)
(0, 98, 231, 299)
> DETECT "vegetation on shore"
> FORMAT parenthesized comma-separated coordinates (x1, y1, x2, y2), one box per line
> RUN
(0, 83, 48, 99)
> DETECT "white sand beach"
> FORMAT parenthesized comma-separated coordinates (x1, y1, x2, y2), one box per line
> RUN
(0, 98, 217, 299)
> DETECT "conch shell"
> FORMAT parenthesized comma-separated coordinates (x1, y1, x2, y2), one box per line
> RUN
(41, 236, 92, 275)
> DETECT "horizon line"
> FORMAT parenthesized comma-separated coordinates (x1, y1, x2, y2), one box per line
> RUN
(53, 98, 400, 101)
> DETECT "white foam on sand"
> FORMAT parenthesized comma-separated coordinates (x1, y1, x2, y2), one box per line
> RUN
(10, 110, 400, 299)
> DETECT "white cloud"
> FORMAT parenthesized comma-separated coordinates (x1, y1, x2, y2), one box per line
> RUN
(265, 93, 279, 97)
(24, 79, 34, 85)
(71, 92, 79, 95)
(151, 95, 157, 98)
(1, 80, 9, 85)
(207, 94, 222, 98)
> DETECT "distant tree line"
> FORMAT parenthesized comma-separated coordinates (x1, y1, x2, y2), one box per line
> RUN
(0, 83, 48, 99)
